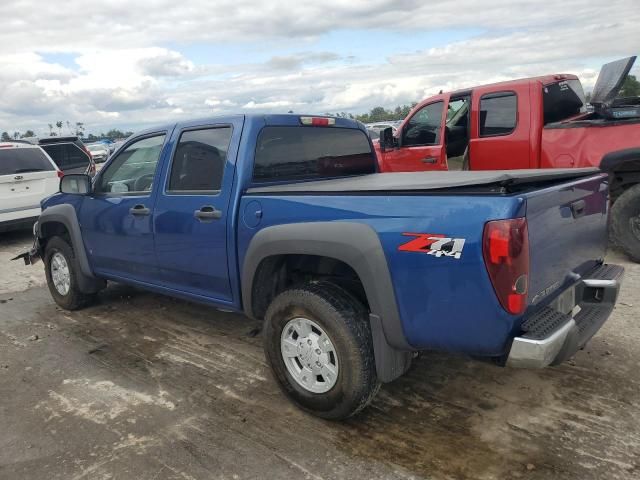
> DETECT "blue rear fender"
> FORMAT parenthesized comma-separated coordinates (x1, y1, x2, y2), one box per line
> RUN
(238, 193, 526, 357)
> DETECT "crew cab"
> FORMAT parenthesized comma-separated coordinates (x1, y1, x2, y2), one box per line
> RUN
(376, 56, 640, 262)
(18, 114, 623, 419)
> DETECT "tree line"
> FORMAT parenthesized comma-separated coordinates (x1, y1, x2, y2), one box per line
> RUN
(1, 121, 133, 143)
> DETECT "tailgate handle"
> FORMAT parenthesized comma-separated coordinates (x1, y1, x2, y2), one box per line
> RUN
(570, 200, 586, 218)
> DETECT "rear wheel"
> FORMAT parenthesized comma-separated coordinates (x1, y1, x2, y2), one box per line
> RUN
(263, 281, 380, 420)
(44, 236, 97, 310)
(611, 183, 640, 262)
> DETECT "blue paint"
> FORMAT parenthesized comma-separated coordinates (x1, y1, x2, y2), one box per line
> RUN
(41, 114, 609, 357)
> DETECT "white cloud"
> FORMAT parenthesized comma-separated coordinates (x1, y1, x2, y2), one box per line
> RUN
(0, 0, 638, 134)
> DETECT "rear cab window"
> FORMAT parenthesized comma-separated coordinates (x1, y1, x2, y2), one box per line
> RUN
(253, 127, 375, 183)
(543, 79, 586, 124)
(0, 148, 55, 176)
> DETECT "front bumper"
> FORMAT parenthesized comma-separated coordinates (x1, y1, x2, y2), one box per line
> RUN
(507, 264, 624, 368)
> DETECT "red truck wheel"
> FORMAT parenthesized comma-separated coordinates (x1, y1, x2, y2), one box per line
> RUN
(611, 183, 640, 262)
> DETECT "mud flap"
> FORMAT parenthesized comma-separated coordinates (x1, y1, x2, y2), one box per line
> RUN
(369, 314, 413, 383)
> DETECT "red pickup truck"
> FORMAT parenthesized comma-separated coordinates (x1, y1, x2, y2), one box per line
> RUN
(376, 57, 640, 261)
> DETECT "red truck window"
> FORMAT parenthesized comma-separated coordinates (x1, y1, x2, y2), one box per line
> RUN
(543, 80, 586, 124)
(402, 101, 444, 146)
(479, 92, 517, 137)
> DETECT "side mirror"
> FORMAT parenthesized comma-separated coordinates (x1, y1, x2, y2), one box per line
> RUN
(60, 174, 91, 194)
(379, 127, 396, 152)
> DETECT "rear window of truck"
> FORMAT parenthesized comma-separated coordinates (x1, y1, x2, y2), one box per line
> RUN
(543, 79, 586, 124)
(253, 126, 375, 183)
(0, 148, 54, 175)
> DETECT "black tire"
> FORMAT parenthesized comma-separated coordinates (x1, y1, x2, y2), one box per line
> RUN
(44, 236, 97, 310)
(611, 183, 640, 263)
(263, 281, 380, 420)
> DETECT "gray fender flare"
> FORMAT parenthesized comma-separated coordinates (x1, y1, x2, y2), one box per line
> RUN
(600, 147, 640, 173)
(242, 222, 413, 382)
(38, 204, 105, 293)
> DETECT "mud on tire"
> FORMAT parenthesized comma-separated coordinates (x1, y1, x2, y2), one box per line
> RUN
(263, 281, 380, 420)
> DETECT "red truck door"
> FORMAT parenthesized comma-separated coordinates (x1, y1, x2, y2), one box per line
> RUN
(381, 97, 448, 172)
(468, 85, 532, 170)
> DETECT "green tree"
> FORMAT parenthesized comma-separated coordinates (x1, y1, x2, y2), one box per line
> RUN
(1, 131, 11, 142)
(619, 74, 640, 98)
(48, 123, 54, 136)
(13, 131, 20, 140)
(22, 130, 35, 138)
(55, 121, 63, 135)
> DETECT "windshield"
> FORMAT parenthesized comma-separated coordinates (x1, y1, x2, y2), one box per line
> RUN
(543, 79, 586, 124)
(0, 148, 54, 175)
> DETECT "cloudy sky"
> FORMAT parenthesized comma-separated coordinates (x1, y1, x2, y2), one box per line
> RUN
(1, 0, 639, 135)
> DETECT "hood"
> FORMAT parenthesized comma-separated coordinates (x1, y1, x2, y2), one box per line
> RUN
(591, 56, 636, 106)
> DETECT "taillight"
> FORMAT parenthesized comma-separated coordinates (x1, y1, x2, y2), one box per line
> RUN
(56, 170, 64, 178)
(482, 218, 530, 315)
(89, 163, 96, 175)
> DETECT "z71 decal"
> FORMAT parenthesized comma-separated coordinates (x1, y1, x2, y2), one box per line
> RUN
(398, 233, 466, 259)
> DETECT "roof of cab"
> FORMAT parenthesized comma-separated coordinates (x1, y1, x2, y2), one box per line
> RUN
(134, 114, 365, 138)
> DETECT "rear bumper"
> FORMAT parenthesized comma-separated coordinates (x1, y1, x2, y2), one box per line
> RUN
(507, 264, 624, 368)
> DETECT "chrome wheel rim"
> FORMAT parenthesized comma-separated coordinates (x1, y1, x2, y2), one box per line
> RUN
(280, 317, 339, 394)
(51, 252, 70, 296)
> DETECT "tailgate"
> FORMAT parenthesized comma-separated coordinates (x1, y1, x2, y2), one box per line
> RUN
(0, 172, 57, 210)
(525, 173, 609, 308)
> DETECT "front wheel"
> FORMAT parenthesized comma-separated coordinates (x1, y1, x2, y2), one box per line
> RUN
(44, 236, 96, 310)
(263, 282, 380, 420)
(611, 184, 640, 263)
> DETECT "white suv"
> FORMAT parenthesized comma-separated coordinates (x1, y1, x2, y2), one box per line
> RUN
(0, 142, 62, 232)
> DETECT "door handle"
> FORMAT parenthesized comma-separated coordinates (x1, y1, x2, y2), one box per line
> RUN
(421, 157, 437, 164)
(194, 205, 222, 222)
(129, 204, 151, 216)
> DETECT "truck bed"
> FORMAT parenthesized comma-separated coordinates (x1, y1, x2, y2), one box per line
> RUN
(247, 168, 600, 194)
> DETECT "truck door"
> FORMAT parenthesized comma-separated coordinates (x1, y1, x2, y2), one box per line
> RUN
(153, 116, 244, 302)
(79, 132, 169, 283)
(468, 87, 532, 170)
(382, 100, 448, 172)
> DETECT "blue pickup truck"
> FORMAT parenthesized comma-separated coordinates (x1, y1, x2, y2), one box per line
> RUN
(20, 114, 624, 419)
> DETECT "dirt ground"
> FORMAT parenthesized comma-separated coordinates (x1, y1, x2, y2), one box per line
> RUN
(1, 228, 639, 480)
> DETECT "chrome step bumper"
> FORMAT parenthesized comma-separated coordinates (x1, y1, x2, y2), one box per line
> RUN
(507, 264, 624, 368)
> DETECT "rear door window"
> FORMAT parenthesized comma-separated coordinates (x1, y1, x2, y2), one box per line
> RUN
(0, 148, 55, 175)
(168, 127, 232, 193)
(253, 127, 374, 183)
(479, 92, 517, 136)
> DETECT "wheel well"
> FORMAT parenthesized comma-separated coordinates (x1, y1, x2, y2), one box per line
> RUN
(610, 168, 640, 202)
(39, 221, 71, 249)
(251, 254, 369, 320)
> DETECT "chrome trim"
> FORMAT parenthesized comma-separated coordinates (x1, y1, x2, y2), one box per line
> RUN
(507, 319, 576, 368)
